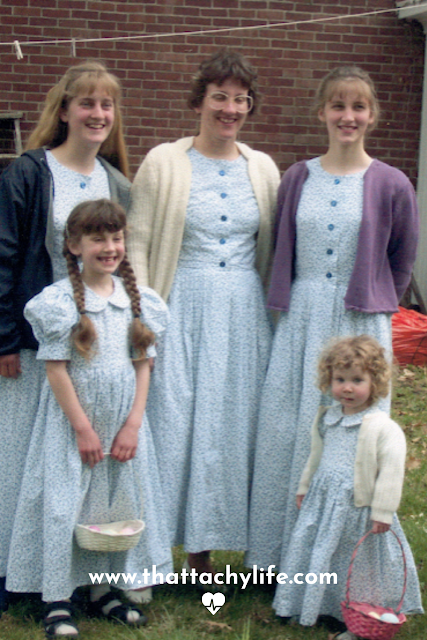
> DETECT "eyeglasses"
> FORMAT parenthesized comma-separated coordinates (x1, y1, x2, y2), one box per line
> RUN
(206, 91, 253, 113)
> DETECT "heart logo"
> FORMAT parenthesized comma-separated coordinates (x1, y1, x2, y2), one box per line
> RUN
(201, 592, 226, 615)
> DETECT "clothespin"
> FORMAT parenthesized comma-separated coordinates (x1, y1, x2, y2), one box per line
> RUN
(71, 38, 77, 57)
(13, 40, 23, 60)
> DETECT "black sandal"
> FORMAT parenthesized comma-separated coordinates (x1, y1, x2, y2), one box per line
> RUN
(0, 577, 8, 616)
(44, 601, 79, 638)
(89, 591, 147, 626)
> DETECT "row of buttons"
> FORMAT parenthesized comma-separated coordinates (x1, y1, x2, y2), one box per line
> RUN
(220, 170, 228, 266)
(327, 217, 336, 278)
(325, 178, 341, 278)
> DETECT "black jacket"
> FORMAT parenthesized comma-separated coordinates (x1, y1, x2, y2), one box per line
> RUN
(0, 149, 131, 355)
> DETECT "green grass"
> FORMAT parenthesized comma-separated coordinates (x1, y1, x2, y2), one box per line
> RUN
(1, 365, 426, 639)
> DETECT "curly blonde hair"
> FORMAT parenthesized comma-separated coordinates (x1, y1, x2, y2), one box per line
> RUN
(63, 199, 155, 360)
(318, 335, 391, 406)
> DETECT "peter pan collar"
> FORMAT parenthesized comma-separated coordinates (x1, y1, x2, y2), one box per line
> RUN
(83, 276, 130, 313)
(323, 403, 378, 428)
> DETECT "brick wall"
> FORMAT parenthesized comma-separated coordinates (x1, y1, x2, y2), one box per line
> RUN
(0, 0, 424, 182)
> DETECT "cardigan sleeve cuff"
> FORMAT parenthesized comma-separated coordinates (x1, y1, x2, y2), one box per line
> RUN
(370, 506, 394, 525)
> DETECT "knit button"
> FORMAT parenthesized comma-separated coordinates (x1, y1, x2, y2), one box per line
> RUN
(219, 238, 226, 245)
(334, 178, 340, 185)
(326, 272, 332, 279)
(219, 170, 226, 176)
(219, 261, 226, 267)
(221, 215, 227, 221)
(331, 200, 337, 207)
(327, 248, 333, 255)
(328, 224, 334, 231)
(220, 193, 227, 199)
(80, 182, 86, 189)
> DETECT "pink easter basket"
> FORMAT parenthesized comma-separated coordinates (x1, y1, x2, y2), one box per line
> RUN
(341, 529, 407, 640)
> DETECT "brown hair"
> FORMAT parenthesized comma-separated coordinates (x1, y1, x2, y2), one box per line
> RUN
(63, 199, 154, 360)
(187, 48, 260, 116)
(314, 65, 380, 132)
(26, 61, 129, 177)
(318, 335, 391, 406)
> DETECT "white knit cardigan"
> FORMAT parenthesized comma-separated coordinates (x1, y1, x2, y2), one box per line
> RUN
(127, 136, 281, 300)
(297, 408, 407, 525)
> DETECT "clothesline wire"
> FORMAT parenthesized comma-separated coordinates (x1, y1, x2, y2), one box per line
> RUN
(2, 3, 427, 54)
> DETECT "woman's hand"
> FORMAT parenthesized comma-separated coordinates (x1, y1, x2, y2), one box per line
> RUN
(75, 426, 104, 468)
(372, 520, 390, 534)
(0, 353, 21, 378)
(110, 420, 139, 462)
(296, 494, 305, 509)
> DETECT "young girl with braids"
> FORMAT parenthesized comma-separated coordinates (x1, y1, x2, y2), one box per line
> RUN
(6, 200, 172, 638)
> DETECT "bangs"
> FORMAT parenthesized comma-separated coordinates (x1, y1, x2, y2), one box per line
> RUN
(325, 78, 373, 107)
(215, 71, 251, 90)
(332, 355, 366, 371)
(66, 200, 127, 240)
(67, 72, 121, 102)
(80, 209, 126, 235)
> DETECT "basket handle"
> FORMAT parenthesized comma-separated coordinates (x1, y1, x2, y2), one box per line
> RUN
(80, 455, 144, 521)
(344, 528, 407, 614)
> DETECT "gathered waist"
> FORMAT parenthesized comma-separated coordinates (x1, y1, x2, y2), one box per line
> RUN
(177, 259, 256, 273)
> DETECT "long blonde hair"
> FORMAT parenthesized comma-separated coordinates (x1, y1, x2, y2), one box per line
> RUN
(26, 61, 129, 177)
(63, 199, 154, 360)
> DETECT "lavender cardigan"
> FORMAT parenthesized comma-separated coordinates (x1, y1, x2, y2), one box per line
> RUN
(267, 159, 419, 313)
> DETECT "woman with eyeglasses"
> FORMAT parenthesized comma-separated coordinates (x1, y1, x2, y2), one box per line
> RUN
(127, 49, 280, 581)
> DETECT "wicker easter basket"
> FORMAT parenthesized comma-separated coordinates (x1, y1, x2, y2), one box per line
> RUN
(75, 518, 145, 552)
(74, 457, 144, 552)
(341, 529, 407, 640)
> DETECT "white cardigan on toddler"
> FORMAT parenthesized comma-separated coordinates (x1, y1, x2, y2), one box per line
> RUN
(297, 407, 406, 525)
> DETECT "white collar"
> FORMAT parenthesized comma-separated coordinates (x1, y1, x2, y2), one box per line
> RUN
(323, 403, 379, 428)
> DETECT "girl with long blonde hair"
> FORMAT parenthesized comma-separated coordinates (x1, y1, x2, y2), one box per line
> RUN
(0, 61, 131, 612)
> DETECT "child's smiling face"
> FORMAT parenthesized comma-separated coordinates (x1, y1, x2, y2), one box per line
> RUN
(331, 364, 372, 415)
(68, 229, 125, 280)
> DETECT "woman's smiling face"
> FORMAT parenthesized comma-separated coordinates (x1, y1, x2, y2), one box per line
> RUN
(318, 80, 375, 147)
(61, 87, 115, 149)
(195, 78, 249, 145)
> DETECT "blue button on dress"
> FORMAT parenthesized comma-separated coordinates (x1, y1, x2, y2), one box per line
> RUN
(0, 154, 111, 578)
(248, 157, 392, 570)
(6, 278, 173, 600)
(147, 148, 273, 551)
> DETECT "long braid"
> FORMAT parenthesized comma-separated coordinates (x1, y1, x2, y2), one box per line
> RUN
(64, 247, 97, 358)
(119, 253, 155, 360)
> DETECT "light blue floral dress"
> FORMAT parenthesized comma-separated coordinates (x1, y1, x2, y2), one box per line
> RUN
(247, 158, 392, 570)
(272, 405, 423, 624)
(6, 277, 173, 601)
(0, 155, 111, 578)
(147, 148, 273, 551)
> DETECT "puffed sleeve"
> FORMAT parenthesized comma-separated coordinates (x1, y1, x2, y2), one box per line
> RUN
(138, 286, 170, 359)
(23, 283, 79, 361)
